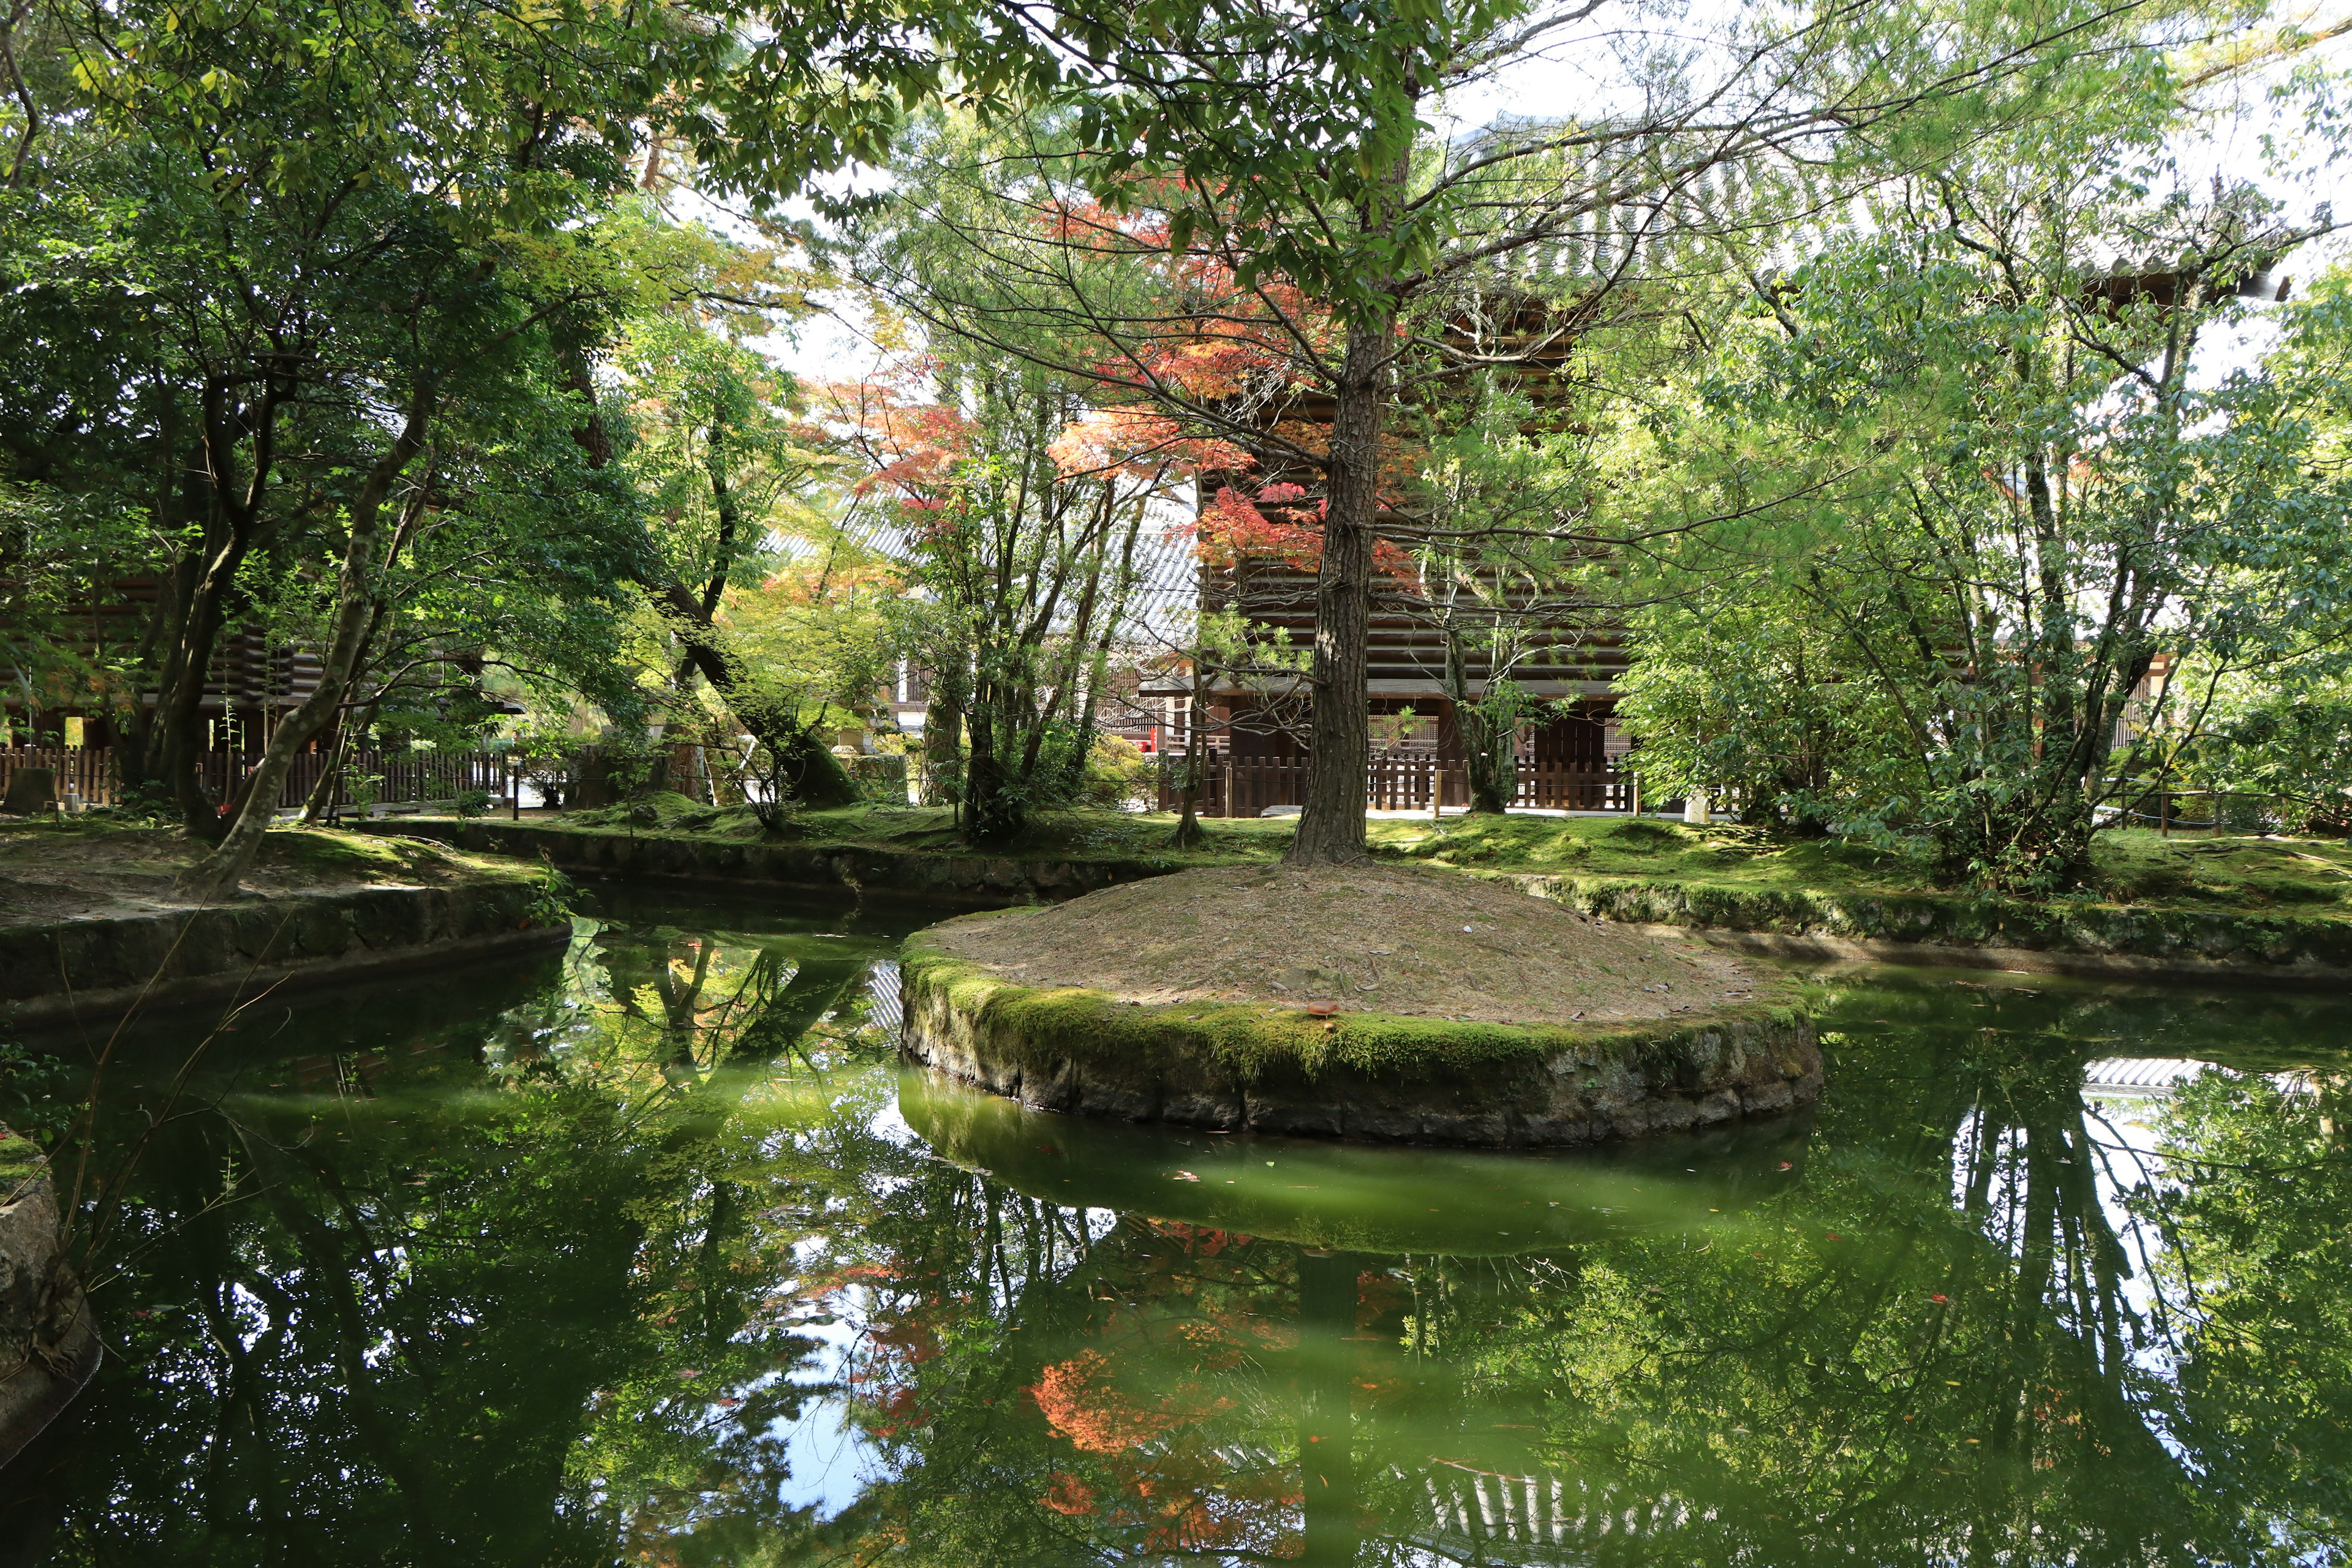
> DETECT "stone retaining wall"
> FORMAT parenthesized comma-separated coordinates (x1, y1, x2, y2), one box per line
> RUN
(369, 820, 1173, 905)
(0, 880, 562, 1030)
(0, 1134, 98, 1469)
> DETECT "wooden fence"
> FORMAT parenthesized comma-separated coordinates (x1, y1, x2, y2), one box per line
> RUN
(1158, 753, 1636, 817)
(0, 745, 515, 813)
(0, 746, 116, 807)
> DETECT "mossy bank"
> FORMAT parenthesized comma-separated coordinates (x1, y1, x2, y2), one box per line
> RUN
(371, 809, 2352, 982)
(899, 916, 1822, 1147)
(0, 826, 565, 1029)
(0, 1127, 98, 1468)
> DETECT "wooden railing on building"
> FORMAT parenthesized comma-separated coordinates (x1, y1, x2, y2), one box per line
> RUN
(1157, 755, 1635, 817)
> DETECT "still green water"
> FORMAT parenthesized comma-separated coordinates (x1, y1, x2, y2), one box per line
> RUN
(7, 886, 2350, 1566)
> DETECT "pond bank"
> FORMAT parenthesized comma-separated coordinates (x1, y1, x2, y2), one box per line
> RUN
(0, 824, 562, 1030)
(368, 818, 1177, 905)
(0, 1131, 98, 1469)
(368, 818, 2352, 987)
(900, 867, 1823, 1147)
(1506, 873, 2352, 987)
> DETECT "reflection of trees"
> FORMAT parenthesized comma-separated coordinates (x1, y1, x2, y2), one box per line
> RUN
(590, 927, 882, 1076)
(2133, 1070, 2352, 1558)
(15, 917, 916, 1566)
(815, 978, 2352, 1567)
(17, 938, 2350, 1566)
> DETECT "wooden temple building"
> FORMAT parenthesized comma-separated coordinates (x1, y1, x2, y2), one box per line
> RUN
(1142, 302, 1635, 816)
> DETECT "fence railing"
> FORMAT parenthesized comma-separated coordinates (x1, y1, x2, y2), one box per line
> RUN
(0, 746, 116, 808)
(1157, 754, 1636, 817)
(0, 745, 516, 814)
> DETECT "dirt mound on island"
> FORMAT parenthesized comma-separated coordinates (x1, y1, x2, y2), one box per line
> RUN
(929, 863, 1774, 1025)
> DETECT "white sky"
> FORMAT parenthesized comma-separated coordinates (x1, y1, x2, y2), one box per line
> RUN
(742, 2, 2352, 386)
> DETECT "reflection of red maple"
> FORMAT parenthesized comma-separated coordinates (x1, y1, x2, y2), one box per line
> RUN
(1032, 1347, 1236, 1453)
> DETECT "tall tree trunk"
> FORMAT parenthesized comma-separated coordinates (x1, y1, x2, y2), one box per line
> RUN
(152, 500, 253, 839)
(179, 399, 434, 897)
(1286, 313, 1389, 866)
(962, 692, 1022, 844)
(921, 678, 964, 809)
(1460, 709, 1515, 815)
(1446, 634, 1515, 815)
(153, 380, 285, 840)
(1170, 682, 1207, 849)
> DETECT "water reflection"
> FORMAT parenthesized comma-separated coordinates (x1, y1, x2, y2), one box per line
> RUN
(3, 899, 2347, 1566)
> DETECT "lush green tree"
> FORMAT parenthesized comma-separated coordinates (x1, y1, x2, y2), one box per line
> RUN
(609, 308, 869, 810)
(871, 0, 2211, 865)
(1621, 146, 2352, 889)
(1393, 375, 1613, 813)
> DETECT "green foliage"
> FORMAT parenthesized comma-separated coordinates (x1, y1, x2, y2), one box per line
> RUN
(1611, 127, 2352, 892)
(0, 1039, 72, 1150)
(526, 854, 576, 925)
(843, 350, 1164, 845)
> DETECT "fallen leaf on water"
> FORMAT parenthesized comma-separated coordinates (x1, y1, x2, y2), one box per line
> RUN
(1174, 1170, 1199, 1182)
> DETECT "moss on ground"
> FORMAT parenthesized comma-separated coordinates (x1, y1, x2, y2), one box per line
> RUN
(533, 797, 2352, 923)
(1371, 815, 2352, 912)
(562, 796, 1294, 868)
(0, 1129, 45, 1189)
(0, 821, 533, 930)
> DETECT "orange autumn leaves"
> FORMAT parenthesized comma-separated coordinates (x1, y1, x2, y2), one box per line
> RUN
(823, 368, 1417, 586)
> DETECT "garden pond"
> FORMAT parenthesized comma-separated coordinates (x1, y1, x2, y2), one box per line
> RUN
(4, 883, 2348, 1565)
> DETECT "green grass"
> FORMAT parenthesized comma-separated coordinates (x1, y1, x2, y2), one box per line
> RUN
(1371, 815, 2352, 913)
(0, 818, 532, 889)
(565, 794, 1297, 867)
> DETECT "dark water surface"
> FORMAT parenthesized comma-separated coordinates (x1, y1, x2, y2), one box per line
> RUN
(7, 885, 2350, 1565)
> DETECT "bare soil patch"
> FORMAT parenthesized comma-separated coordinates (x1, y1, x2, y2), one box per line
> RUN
(0, 823, 514, 931)
(929, 862, 1774, 1024)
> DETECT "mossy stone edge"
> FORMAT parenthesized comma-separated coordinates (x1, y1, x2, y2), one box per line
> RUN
(0, 1125, 99, 1468)
(899, 922, 1822, 1147)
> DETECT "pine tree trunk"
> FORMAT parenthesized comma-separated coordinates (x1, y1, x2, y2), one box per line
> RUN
(1462, 707, 1515, 815)
(921, 687, 964, 808)
(1170, 684, 1207, 849)
(1285, 314, 1389, 866)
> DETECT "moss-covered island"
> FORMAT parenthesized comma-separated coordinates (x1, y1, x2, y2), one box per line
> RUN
(899, 863, 1821, 1147)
